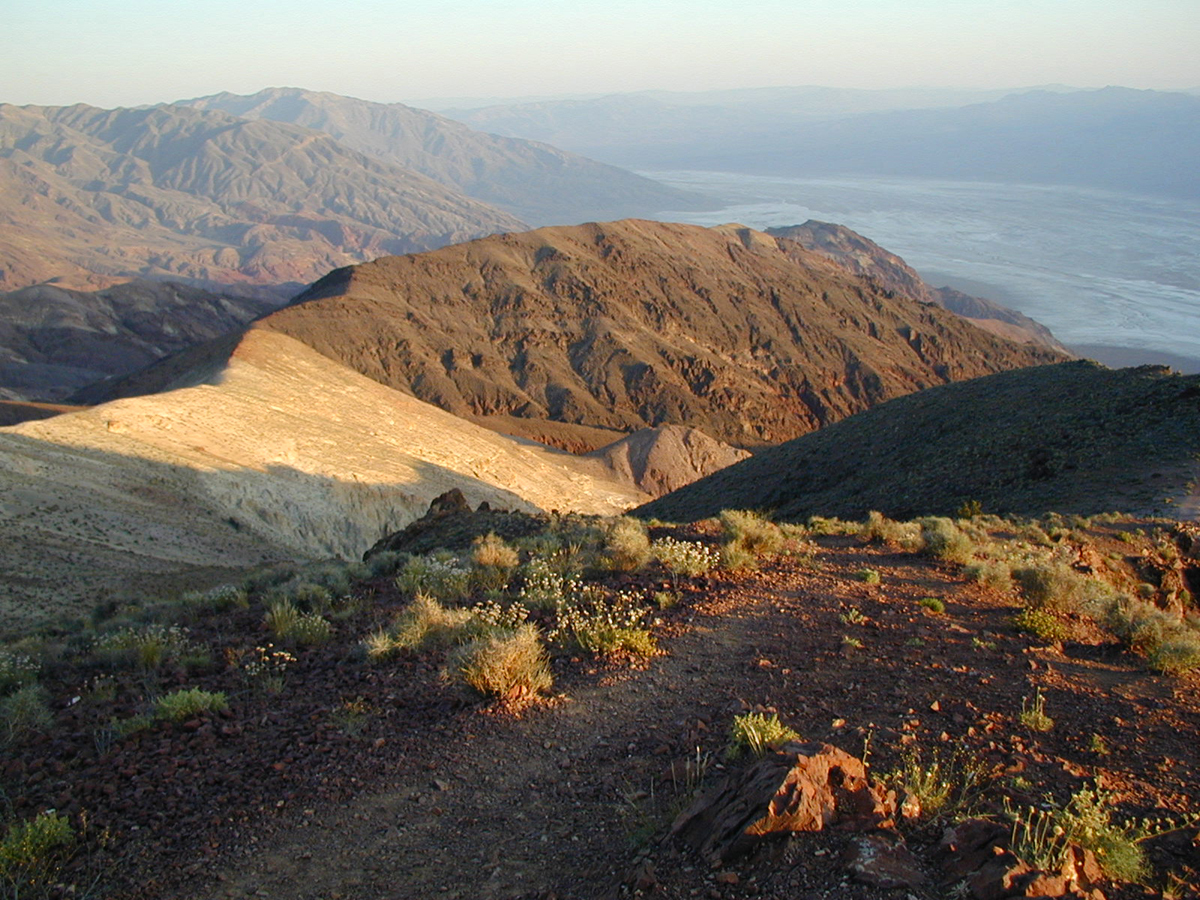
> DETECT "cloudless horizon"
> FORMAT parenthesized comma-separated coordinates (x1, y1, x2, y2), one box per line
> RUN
(4, 0, 1198, 110)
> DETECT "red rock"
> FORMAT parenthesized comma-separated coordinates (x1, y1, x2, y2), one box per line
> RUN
(844, 834, 927, 889)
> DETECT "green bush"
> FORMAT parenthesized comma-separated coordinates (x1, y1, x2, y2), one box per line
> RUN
(551, 590, 655, 657)
(445, 624, 552, 701)
(964, 560, 1014, 592)
(92, 623, 201, 671)
(0, 649, 40, 695)
(0, 685, 52, 744)
(856, 568, 881, 584)
(1011, 607, 1068, 643)
(1104, 597, 1200, 674)
(918, 597, 946, 615)
(0, 810, 74, 891)
(395, 555, 471, 602)
(603, 518, 652, 572)
(1011, 561, 1090, 613)
(918, 517, 976, 564)
(652, 538, 720, 577)
(155, 687, 228, 721)
(719, 510, 783, 558)
(860, 511, 920, 546)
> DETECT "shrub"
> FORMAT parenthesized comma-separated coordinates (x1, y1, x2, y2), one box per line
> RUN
(1104, 596, 1200, 674)
(652, 538, 720, 577)
(727, 712, 799, 759)
(719, 510, 783, 558)
(1012, 607, 1069, 643)
(551, 590, 655, 657)
(178, 583, 248, 613)
(964, 560, 1014, 592)
(388, 593, 477, 652)
(92, 623, 201, 671)
(886, 744, 991, 821)
(603, 518, 652, 572)
(860, 511, 920, 546)
(918, 517, 976, 565)
(155, 687, 228, 721)
(0, 810, 74, 891)
(856, 568, 881, 584)
(0, 649, 40, 695)
(471, 532, 520, 590)
(0, 685, 52, 744)
(1011, 562, 1090, 613)
(807, 516, 858, 535)
(445, 624, 552, 701)
(1019, 689, 1054, 731)
(719, 542, 758, 572)
(263, 598, 301, 637)
(918, 597, 946, 615)
(288, 613, 333, 646)
(395, 556, 470, 602)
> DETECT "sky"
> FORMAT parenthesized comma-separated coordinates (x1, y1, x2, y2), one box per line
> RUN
(4, 0, 1199, 109)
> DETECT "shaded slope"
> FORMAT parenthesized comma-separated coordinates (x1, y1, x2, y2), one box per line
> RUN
(0, 279, 282, 401)
(588, 424, 750, 496)
(261, 219, 1063, 449)
(0, 102, 524, 291)
(0, 329, 644, 630)
(181, 87, 705, 225)
(767, 221, 1065, 350)
(637, 361, 1200, 522)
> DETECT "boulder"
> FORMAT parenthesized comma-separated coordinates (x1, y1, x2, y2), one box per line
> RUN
(670, 740, 895, 864)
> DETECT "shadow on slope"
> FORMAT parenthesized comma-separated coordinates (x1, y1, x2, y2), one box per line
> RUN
(636, 361, 1200, 523)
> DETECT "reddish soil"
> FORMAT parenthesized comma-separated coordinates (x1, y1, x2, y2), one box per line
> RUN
(7, 525, 1200, 900)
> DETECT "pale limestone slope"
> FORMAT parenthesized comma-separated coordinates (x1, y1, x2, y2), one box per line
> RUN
(0, 329, 645, 630)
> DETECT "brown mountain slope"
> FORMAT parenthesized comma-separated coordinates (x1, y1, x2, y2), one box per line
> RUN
(767, 221, 1066, 350)
(261, 219, 1064, 448)
(0, 279, 282, 401)
(637, 361, 1200, 523)
(181, 87, 706, 225)
(0, 102, 524, 291)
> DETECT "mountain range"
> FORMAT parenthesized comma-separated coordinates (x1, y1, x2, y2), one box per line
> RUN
(449, 86, 1200, 199)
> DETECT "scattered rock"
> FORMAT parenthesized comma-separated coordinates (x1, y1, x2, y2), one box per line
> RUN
(843, 833, 927, 889)
(670, 740, 895, 863)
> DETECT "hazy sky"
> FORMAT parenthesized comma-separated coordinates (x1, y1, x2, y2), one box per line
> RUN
(5, 0, 1198, 108)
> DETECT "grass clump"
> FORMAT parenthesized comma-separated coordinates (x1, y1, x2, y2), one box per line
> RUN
(1011, 561, 1091, 613)
(917, 517, 977, 565)
(0, 648, 40, 695)
(264, 599, 332, 646)
(1019, 688, 1054, 731)
(856, 568, 881, 584)
(1, 685, 53, 745)
(470, 532, 520, 591)
(964, 559, 1015, 592)
(444, 624, 552, 702)
(395, 555, 471, 602)
(155, 687, 228, 721)
(381, 593, 477, 655)
(603, 518, 652, 572)
(1011, 607, 1069, 643)
(91, 623, 203, 671)
(727, 712, 799, 759)
(0, 810, 75, 893)
(718, 542, 759, 572)
(918, 597, 946, 615)
(1103, 596, 1200, 674)
(719, 509, 783, 559)
(886, 744, 991, 821)
(860, 511, 920, 546)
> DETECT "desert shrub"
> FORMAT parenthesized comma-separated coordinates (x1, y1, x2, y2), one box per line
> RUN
(263, 598, 301, 636)
(860, 511, 920, 547)
(0, 810, 75, 892)
(395, 556, 470, 602)
(281, 581, 334, 612)
(603, 518, 652, 572)
(178, 583, 249, 614)
(1006, 786, 1159, 883)
(917, 517, 977, 564)
(0, 649, 40, 695)
(727, 712, 799, 759)
(719, 542, 759, 572)
(445, 624, 552, 701)
(470, 532, 520, 591)
(518, 557, 571, 609)
(652, 538, 720, 577)
(1104, 597, 1200, 674)
(886, 744, 991, 821)
(965, 560, 1014, 592)
(856, 568, 881, 584)
(1011, 607, 1069, 643)
(388, 593, 477, 652)
(1019, 688, 1054, 731)
(363, 550, 406, 579)
(918, 597, 946, 615)
(807, 516, 857, 535)
(155, 687, 228, 721)
(551, 590, 655, 657)
(91, 624, 202, 671)
(290, 613, 333, 646)
(0, 685, 52, 744)
(719, 510, 783, 558)
(1011, 562, 1091, 613)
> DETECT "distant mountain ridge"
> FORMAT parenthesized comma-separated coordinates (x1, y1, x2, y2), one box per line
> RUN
(239, 219, 1065, 448)
(0, 101, 525, 291)
(179, 87, 706, 225)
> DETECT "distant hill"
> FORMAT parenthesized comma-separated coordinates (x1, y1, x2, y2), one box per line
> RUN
(449, 87, 1200, 199)
(0, 102, 524, 292)
(0, 279, 281, 401)
(637, 361, 1200, 523)
(0, 329, 644, 631)
(180, 87, 706, 225)
(237, 219, 1064, 449)
(766, 221, 1065, 350)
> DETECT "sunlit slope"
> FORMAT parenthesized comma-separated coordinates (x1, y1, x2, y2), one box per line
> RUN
(0, 329, 644, 630)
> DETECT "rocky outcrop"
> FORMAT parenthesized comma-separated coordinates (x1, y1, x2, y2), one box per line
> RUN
(670, 740, 896, 864)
